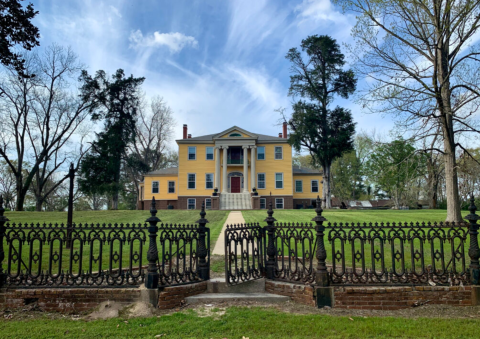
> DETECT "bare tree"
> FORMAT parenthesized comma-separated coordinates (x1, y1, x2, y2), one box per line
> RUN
(0, 44, 95, 211)
(336, 0, 480, 221)
(0, 160, 16, 210)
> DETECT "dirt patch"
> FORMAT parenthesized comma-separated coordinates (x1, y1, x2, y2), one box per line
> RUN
(121, 301, 156, 318)
(85, 301, 124, 320)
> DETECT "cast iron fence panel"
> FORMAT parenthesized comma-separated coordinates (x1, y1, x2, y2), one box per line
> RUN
(225, 223, 265, 285)
(157, 223, 210, 286)
(4, 222, 147, 287)
(327, 221, 469, 285)
(273, 222, 316, 284)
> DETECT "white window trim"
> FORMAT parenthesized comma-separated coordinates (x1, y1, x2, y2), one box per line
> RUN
(187, 198, 196, 209)
(295, 180, 303, 193)
(187, 173, 196, 189)
(257, 173, 266, 190)
(275, 198, 284, 209)
(205, 173, 214, 189)
(168, 180, 176, 194)
(205, 198, 212, 210)
(205, 146, 214, 161)
(152, 181, 159, 194)
(257, 146, 266, 160)
(274, 146, 283, 160)
(311, 180, 319, 193)
(188, 146, 197, 160)
(260, 198, 266, 209)
(275, 172, 284, 189)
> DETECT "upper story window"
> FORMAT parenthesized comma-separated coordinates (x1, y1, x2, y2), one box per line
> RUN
(188, 173, 196, 189)
(152, 181, 159, 194)
(206, 147, 214, 160)
(205, 173, 214, 189)
(295, 180, 303, 193)
(311, 180, 319, 193)
(274, 146, 283, 160)
(257, 146, 265, 160)
(229, 133, 242, 137)
(188, 146, 196, 160)
(275, 173, 283, 189)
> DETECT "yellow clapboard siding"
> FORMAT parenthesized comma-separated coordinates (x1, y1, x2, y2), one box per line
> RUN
(292, 175, 323, 199)
(143, 175, 178, 200)
(255, 143, 293, 195)
(178, 143, 216, 196)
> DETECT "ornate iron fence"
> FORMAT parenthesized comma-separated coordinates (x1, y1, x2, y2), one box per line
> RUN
(224, 222, 264, 285)
(0, 196, 211, 288)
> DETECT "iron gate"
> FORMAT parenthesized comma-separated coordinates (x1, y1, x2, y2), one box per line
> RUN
(224, 222, 265, 284)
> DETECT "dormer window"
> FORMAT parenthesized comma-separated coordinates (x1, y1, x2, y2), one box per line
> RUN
(229, 133, 242, 137)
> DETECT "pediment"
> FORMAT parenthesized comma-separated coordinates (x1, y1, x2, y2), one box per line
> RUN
(214, 126, 257, 139)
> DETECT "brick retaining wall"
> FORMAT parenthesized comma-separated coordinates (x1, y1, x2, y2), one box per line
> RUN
(0, 288, 142, 313)
(265, 281, 315, 306)
(158, 281, 207, 310)
(334, 286, 473, 310)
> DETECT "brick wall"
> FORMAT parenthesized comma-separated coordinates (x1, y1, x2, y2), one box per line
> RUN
(334, 286, 473, 310)
(265, 281, 315, 306)
(0, 288, 142, 313)
(158, 281, 207, 310)
(142, 200, 178, 210)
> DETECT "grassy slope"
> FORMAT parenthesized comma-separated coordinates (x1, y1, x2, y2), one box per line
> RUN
(1, 307, 479, 339)
(242, 209, 469, 225)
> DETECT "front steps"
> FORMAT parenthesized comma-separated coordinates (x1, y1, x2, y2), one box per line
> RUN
(220, 193, 252, 210)
(185, 278, 290, 304)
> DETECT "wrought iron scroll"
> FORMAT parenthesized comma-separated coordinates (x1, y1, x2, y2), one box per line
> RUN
(157, 208, 211, 286)
(4, 221, 147, 287)
(225, 223, 264, 285)
(327, 221, 469, 285)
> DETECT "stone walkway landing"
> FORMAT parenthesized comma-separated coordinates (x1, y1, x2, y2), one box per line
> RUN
(212, 211, 245, 255)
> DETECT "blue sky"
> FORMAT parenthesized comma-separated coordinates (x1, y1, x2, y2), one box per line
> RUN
(30, 0, 393, 143)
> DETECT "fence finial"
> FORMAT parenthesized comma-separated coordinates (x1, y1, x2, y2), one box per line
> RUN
(466, 194, 479, 223)
(150, 196, 157, 217)
(265, 192, 276, 223)
(196, 202, 209, 225)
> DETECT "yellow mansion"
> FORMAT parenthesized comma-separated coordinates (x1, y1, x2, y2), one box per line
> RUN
(137, 124, 323, 210)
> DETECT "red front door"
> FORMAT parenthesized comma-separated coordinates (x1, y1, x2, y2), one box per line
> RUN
(231, 177, 241, 193)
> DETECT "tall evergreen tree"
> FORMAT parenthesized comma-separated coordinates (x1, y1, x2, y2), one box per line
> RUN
(285, 35, 357, 208)
(78, 69, 145, 210)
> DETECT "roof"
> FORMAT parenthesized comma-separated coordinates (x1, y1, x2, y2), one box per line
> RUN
(144, 167, 179, 176)
(292, 166, 323, 175)
(176, 125, 288, 144)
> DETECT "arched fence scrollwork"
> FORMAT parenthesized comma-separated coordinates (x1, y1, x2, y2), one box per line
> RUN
(0, 197, 210, 289)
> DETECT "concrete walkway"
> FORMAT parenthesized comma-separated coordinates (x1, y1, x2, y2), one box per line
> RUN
(212, 211, 245, 255)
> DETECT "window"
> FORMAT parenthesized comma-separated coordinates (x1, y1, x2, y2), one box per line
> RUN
(257, 146, 265, 160)
(295, 180, 303, 193)
(187, 198, 196, 210)
(206, 147, 214, 160)
(275, 173, 283, 189)
(275, 198, 284, 209)
(229, 133, 242, 137)
(311, 180, 319, 193)
(152, 181, 159, 194)
(188, 146, 196, 160)
(257, 173, 266, 189)
(205, 173, 214, 189)
(188, 173, 196, 189)
(205, 198, 212, 210)
(168, 181, 175, 193)
(260, 198, 266, 209)
(274, 146, 283, 160)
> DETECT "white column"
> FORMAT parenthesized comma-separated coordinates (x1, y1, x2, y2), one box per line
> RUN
(222, 146, 228, 193)
(215, 147, 220, 190)
(243, 146, 249, 193)
(250, 146, 256, 192)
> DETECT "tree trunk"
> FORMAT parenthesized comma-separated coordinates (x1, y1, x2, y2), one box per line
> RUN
(15, 175, 25, 211)
(443, 140, 462, 222)
(322, 164, 332, 208)
(35, 195, 43, 212)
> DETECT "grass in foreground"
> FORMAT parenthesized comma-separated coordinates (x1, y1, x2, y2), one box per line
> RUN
(1, 307, 480, 339)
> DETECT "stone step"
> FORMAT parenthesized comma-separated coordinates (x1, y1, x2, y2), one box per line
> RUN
(207, 278, 265, 294)
(185, 293, 290, 304)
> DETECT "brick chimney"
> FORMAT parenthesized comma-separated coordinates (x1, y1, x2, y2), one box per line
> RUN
(188, 134, 192, 139)
(279, 133, 283, 138)
(283, 121, 287, 138)
(183, 124, 188, 139)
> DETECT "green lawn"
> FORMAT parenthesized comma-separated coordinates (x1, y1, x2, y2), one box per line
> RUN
(2, 210, 229, 277)
(1, 307, 480, 338)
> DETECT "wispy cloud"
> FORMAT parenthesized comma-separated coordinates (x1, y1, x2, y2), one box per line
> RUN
(129, 30, 198, 53)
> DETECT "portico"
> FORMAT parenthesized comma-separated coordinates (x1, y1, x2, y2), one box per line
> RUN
(215, 144, 256, 193)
